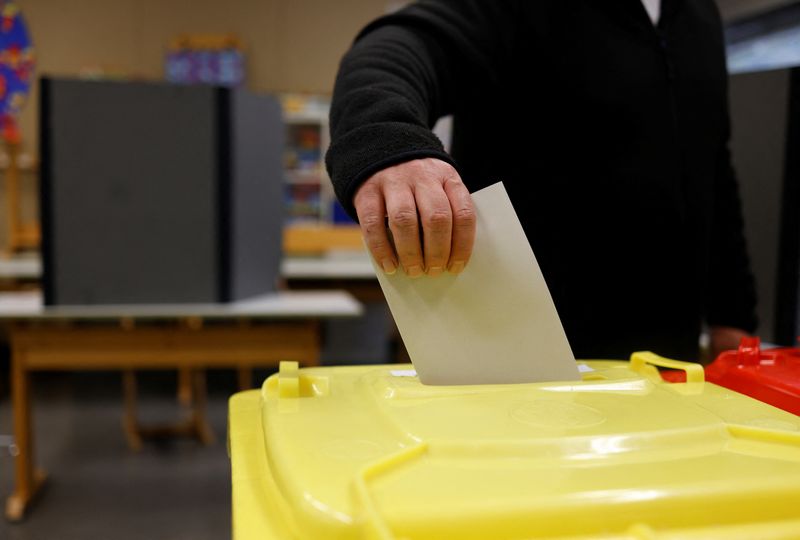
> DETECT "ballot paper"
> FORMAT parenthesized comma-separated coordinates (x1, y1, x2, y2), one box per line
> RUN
(374, 181, 580, 385)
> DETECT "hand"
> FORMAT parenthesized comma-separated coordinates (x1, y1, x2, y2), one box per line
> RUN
(354, 158, 476, 277)
(709, 325, 749, 360)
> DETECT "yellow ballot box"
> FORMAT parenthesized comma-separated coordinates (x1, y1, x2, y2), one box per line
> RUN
(228, 354, 800, 540)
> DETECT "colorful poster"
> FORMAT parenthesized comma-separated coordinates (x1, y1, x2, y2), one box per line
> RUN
(165, 36, 245, 87)
(0, 1, 34, 142)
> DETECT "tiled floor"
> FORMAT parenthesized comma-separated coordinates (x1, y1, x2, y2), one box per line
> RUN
(0, 371, 250, 540)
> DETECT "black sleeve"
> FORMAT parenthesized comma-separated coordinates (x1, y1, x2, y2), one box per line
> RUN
(324, 0, 521, 219)
(703, 0, 758, 334)
(706, 137, 759, 333)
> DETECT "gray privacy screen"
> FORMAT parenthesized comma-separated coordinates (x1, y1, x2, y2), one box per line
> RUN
(41, 78, 284, 305)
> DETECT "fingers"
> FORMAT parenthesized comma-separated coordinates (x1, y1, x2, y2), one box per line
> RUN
(353, 158, 475, 278)
(415, 180, 452, 277)
(354, 182, 397, 275)
(442, 177, 476, 274)
(384, 181, 424, 278)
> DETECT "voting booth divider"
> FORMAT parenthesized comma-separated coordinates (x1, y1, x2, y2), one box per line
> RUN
(39, 77, 285, 305)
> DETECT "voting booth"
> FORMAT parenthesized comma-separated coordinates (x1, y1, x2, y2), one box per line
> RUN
(39, 78, 285, 305)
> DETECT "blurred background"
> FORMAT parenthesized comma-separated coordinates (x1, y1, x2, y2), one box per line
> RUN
(0, 0, 798, 538)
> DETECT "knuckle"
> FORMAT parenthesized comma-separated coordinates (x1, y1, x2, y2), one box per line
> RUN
(386, 174, 416, 192)
(355, 181, 381, 201)
(453, 206, 476, 226)
(390, 209, 418, 230)
(359, 214, 385, 233)
(403, 159, 427, 173)
(441, 171, 459, 183)
(423, 209, 452, 231)
(441, 168, 463, 184)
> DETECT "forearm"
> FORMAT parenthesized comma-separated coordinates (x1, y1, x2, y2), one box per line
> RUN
(327, 27, 451, 217)
(326, 0, 520, 217)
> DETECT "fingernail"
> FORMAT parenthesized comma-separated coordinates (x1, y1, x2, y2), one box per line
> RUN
(427, 266, 443, 277)
(381, 260, 397, 275)
(406, 265, 423, 278)
(448, 261, 465, 274)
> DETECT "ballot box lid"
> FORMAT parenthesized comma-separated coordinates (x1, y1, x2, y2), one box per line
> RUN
(229, 354, 800, 540)
(704, 336, 800, 416)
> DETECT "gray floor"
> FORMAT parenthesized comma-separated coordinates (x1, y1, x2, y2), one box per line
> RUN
(0, 372, 241, 540)
(0, 311, 398, 540)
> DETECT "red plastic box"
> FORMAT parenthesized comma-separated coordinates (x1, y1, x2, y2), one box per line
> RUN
(703, 337, 800, 416)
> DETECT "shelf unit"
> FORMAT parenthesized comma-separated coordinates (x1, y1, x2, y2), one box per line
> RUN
(281, 95, 353, 226)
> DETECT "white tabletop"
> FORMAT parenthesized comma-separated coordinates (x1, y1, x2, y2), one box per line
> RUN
(281, 251, 377, 280)
(0, 253, 377, 281)
(0, 290, 363, 320)
(0, 255, 41, 279)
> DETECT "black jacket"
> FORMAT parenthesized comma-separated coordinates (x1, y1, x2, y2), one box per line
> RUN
(326, 0, 757, 360)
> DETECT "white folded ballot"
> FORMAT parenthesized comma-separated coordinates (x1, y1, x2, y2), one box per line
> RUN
(373, 181, 580, 385)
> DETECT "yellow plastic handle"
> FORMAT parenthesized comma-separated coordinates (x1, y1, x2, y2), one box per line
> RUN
(278, 361, 299, 398)
(629, 351, 705, 383)
(353, 443, 429, 540)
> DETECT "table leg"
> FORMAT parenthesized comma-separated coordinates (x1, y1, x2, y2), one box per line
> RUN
(121, 370, 143, 452)
(123, 367, 214, 447)
(5, 344, 46, 521)
(177, 367, 193, 406)
(237, 366, 253, 390)
(191, 370, 215, 445)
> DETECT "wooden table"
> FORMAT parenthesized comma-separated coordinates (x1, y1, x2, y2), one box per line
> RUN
(0, 290, 362, 521)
